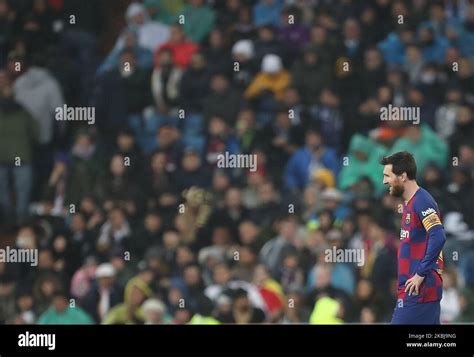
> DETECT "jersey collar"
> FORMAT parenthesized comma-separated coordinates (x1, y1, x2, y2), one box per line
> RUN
(404, 187, 420, 206)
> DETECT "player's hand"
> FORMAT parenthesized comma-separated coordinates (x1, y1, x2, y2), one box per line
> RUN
(405, 274, 425, 296)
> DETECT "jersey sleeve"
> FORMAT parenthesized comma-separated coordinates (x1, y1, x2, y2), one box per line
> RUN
(413, 194, 446, 277)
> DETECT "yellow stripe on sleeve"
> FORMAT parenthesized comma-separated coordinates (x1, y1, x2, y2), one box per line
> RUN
(422, 212, 442, 231)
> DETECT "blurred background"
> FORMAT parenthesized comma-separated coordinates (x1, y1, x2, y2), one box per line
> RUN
(0, 0, 473, 324)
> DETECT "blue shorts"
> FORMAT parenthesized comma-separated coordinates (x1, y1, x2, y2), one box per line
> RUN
(390, 300, 441, 324)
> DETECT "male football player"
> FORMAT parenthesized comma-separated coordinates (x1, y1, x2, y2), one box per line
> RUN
(381, 151, 446, 324)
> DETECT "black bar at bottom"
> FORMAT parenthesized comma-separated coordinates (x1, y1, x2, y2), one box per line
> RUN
(0, 324, 472, 355)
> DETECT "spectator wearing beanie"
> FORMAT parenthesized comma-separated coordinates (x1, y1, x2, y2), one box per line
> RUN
(244, 54, 290, 102)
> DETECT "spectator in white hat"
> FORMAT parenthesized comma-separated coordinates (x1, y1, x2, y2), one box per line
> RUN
(142, 298, 169, 324)
(232, 39, 258, 89)
(114, 2, 170, 52)
(82, 263, 123, 323)
(244, 53, 290, 101)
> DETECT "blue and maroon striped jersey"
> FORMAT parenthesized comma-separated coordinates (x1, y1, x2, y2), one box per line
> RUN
(398, 187, 445, 304)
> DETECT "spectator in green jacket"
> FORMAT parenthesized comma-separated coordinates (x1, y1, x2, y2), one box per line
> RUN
(182, 0, 216, 43)
(102, 272, 153, 324)
(66, 130, 105, 207)
(37, 291, 94, 324)
(144, 0, 185, 25)
(338, 134, 388, 196)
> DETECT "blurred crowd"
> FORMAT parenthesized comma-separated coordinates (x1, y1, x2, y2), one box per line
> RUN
(0, 0, 474, 324)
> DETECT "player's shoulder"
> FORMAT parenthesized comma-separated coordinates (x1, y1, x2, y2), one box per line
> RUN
(414, 187, 443, 230)
(413, 187, 439, 214)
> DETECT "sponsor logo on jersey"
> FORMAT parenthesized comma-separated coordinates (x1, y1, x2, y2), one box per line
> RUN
(421, 207, 436, 217)
(400, 229, 410, 240)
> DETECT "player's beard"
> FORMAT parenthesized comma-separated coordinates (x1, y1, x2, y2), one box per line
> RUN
(389, 179, 404, 197)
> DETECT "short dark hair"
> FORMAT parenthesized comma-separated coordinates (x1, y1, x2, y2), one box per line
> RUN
(120, 48, 135, 58)
(277, 212, 300, 224)
(380, 151, 417, 179)
(52, 289, 68, 300)
(233, 288, 249, 300)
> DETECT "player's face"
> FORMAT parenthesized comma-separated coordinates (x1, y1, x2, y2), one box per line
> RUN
(383, 164, 404, 197)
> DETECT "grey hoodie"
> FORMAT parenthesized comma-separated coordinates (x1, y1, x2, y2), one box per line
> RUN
(13, 67, 64, 144)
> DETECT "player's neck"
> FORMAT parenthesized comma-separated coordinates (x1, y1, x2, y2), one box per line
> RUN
(403, 181, 420, 203)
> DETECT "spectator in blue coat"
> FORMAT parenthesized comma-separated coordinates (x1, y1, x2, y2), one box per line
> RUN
(378, 26, 415, 66)
(284, 128, 340, 192)
(419, 1, 461, 38)
(97, 30, 153, 76)
(450, 3, 474, 58)
(418, 25, 449, 64)
(253, 0, 283, 27)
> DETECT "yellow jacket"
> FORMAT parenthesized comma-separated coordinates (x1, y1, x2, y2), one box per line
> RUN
(188, 314, 220, 324)
(309, 296, 343, 324)
(244, 71, 291, 100)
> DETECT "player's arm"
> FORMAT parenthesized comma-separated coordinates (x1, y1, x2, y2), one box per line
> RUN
(405, 199, 446, 295)
(416, 207, 446, 277)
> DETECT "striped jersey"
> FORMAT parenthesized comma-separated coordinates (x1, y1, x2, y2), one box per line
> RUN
(398, 187, 445, 304)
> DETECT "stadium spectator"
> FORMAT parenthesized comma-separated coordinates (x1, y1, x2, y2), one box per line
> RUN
(82, 263, 123, 323)
(10, 52, 64, 199)
(253, 25, 286, 66)
(179, 51, 211, 112)
(231, 39, 258, 90)
(114, 2, 170, 53)
(218, 287, 266, 323)
(284, 128, 340, 192)
(203, 73, 244, 126)
(253, 0, 283, 28)
(277, 6, 309, 62)
(260, 214, 300, 279)
(155, 24, 199, 69)
(291, 46, 331, 106)
(151, 48, 183, 115)
(37, 290, 93, 324)
(0, 73, 38, 222)
(142, 297, 170, 324)
(338, 134, 387, 196)
(98, 30, 153, 76)
(181, 0, 216, 43)
(102, 271, 153, 324)
(143, 0, 184, 25)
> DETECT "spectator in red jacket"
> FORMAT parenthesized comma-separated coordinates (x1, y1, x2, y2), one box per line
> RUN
(155, 24, 199, 69)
